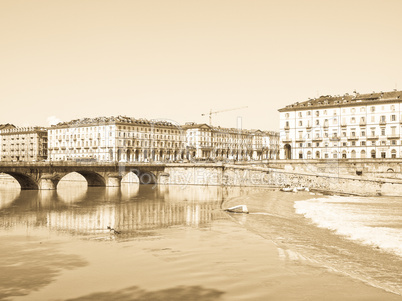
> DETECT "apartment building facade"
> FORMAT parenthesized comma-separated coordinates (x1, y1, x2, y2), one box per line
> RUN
(48, 116, 186, 162)
(278, 90, 402, 160)
(0, 127, 48, 161)
(183, 123, 279, 161)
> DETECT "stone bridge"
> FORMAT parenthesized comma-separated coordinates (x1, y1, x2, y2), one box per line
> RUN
(0, 162, 166, 190)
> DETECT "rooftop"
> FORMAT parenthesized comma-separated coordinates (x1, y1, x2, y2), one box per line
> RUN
(51, 115, 180, 128)
(278, 90, 402, 112)
(182, 123, 278, 136)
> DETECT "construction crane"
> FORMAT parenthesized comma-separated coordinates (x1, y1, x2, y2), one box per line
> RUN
(201, 106, 248, 125)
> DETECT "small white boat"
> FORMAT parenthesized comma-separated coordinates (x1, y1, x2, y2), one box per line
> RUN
(224, 205, 249, 214)
(280, 186, 294, 192)
(296, 186, 309, 191)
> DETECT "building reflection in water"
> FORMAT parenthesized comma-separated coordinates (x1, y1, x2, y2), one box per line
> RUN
(0, 183, 248, 238)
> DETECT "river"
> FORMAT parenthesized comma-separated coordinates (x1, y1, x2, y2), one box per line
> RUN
(0, 176, 401, 300)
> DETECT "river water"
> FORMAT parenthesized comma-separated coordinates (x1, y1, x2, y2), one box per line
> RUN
(0, 176, 401, 300)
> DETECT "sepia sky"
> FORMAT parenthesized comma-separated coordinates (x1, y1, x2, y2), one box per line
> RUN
(1, 0, 401, 131)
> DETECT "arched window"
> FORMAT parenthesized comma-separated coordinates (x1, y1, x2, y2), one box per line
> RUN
(342, 150, 347, 159)
(307, 151, 312, 159)
(351, 150, 356, 158)
(371, 150, 376, 158)
(315, 151, 320, 159)
(361, 150, 366, 158)
(391, 149, 397, 159)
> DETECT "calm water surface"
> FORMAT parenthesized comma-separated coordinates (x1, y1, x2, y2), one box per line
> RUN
(0, 177, 401, 299)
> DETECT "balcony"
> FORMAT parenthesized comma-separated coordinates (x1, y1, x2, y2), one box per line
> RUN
(306, 125, 312, 130)
(330, 136, 340, 141)
(379, 120, 386, 125)
(284, 126, 290, 130)
(312, 137, 323, 142)
(367, 135, 379, 140)
(359, 121, 366, 126)
(341, 123, 347, 128)
(282, 138, 292, 143)
(295, 138, 305, 142)
(347, 136, 359, 140)
(387, 134, 400, 139)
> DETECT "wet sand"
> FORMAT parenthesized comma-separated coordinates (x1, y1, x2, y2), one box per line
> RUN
(3, 218, 401, 301)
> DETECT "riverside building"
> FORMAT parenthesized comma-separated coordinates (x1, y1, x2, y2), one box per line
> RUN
(183, 123, 279, 161)
(47, 116, 186, 162)
(0, 126, 48, 161)
(278, 90, 402, 160)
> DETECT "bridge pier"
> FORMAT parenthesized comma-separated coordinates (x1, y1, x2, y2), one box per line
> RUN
(105, 173, 122, 187)
(38, 174, 60, 190)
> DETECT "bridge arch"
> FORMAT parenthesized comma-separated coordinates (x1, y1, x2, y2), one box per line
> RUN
(2, 172, 39, 190)
(128, 169, 157, 185)
(57, 171, 106, 188)
(121, 171, 140, 183)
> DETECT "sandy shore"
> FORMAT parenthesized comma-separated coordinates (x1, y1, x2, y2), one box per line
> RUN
(1, 217, 399, 301)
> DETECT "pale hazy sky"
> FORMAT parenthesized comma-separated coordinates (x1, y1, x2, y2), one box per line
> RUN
(1, 0, 401, 131)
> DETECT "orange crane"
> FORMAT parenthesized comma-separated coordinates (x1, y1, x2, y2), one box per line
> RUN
(201, 106, 248, 125)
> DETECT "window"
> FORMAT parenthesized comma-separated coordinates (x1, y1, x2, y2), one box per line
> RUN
(285, 113, 289, 118)
(361, 131, 365, 137)
(361, 141, 366, 146)
(371, 106, 375, 112)
(381, 152, 386, 158)
(391, 115, 396, 121)
(315, 111, 320, 116)
(381, 128, 385, 136)
(299, 121, 303, 126)
(351, 117, 356, 123)
(307, 111, 311, 116)
(298, 112, 302, 117)
(315, 120, 320, 125)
